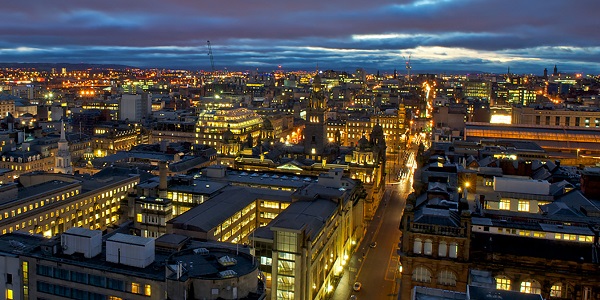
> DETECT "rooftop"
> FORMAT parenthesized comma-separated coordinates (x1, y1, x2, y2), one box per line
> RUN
(168, 186, 293, 232)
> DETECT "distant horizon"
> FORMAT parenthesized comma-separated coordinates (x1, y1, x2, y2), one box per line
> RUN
(0, 61, 594, 77)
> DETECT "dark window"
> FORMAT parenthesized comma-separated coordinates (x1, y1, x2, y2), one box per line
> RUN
(545, 116, 550, 125)
(535, 116, 540, 125)
(565, 117, 570, 126)
(37, 281, 53, 294)
(107, 278, 124, 291)
(37, 265, 53, 277)
(6, 273, 12, 284)
(70, 271, 88, 284)
(555, 116, 560, 126)
(54, 268, 69, 280)
(88, 274, 106, 287)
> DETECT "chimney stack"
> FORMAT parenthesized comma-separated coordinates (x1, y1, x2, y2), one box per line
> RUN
(158, 161, 168, 198)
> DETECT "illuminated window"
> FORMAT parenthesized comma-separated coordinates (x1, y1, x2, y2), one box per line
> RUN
(145, 285, 151, 296)
(499, 200, 510, 210)
(518, 200, 529, 212)
(6, 288, 13, 300)
(136, 214, 142, 223)
(551, 283, 562, 298)
(495, 276, 511, 290)
(131, 282, 140, 294)
(520, 280, 541, 294)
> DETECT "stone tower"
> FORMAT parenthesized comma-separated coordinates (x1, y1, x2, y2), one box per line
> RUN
(304, 74, 328, 158)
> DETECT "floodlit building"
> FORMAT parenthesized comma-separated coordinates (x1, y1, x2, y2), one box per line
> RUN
(0, 167, 143, 237)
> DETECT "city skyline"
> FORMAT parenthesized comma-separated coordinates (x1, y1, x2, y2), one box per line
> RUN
(1, 0, 599, 73)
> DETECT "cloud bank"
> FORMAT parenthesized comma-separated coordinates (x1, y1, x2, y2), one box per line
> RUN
(0, 0, 598, 73)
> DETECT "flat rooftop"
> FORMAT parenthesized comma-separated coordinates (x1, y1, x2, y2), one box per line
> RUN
(169, 186, 293, 232)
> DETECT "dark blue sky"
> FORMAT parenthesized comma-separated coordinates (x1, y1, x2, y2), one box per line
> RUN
(1, 0, 599, 74)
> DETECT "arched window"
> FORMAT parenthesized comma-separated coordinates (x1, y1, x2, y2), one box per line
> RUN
(413, 238, 422, 254)
(495, 276, 511, 291)
(520, 280, 541, 294)
(412, 266, 431, 283)
(438, 269, 457, 286)
(438, 241, 447, 257)
(424, 239, 433, 255)
(449, 242, 458, 258)
(550, 283, 562, 298)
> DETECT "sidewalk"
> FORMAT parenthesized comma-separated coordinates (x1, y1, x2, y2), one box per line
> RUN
(330, 188, 393, 300)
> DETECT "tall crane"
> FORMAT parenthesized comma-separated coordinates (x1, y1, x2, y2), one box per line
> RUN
(403, 54, 412, 81)
(207, 40, 215, 72)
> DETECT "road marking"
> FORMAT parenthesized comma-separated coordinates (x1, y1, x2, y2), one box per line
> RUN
(385, 244, 398, 281)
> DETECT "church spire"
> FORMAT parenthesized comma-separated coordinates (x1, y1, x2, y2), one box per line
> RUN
(55, 119, 73, 174)
(60, 119, 66, 141)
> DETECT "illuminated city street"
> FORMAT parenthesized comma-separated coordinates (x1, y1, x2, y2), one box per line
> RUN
(332, 149, 415, 300)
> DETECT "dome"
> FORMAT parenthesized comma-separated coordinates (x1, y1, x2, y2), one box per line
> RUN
(222, 125, 235, 142)
(371, 123, 384, 138)
(262, 118, 273, 130)
(358, 134, 369, 150)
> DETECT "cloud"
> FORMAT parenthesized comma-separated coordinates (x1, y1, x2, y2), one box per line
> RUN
(0, 0, 598, 73)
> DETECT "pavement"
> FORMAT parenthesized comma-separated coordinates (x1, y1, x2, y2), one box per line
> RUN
(331, 162, 413, 300)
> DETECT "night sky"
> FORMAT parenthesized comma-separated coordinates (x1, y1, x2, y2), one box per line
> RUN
(1, 0, 599, 74)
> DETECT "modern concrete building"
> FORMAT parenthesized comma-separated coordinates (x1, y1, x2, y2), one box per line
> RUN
(0, 229, 264, 300)
(119, 93, 151, 122)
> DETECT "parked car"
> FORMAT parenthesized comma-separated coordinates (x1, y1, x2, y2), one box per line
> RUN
(353, 282, 362, 291)
(370, 242, 377, 248)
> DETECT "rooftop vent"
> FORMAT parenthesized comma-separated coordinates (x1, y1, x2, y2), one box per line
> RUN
(218, 255, 237, 267)
(193, 248, 209, 255)
(219, 270, 237, 278)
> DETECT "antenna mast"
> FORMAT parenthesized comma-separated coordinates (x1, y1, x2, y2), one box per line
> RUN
(207, 40, 215, 72)
(403, 54, 412, 82)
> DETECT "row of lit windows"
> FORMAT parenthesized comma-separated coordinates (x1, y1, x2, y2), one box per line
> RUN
(466, 129, 600, 143)
(1, 183, 133, 235)
(475, 225, 594, 243)
(214, 202, 257, 239)
(0, 189, 79, 222)
(495, 276, 565, 298)
(168, 191, 203, 205)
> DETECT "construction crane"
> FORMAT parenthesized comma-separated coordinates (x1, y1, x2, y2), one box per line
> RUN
(403, 54, 412, 81)
(207, 40, 215, 72)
